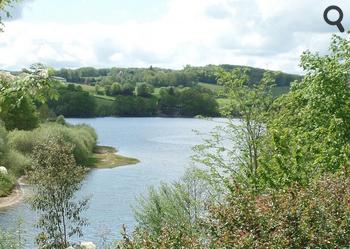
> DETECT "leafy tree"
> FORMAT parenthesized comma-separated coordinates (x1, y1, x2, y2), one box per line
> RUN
(178, 86, 218, 117)
(0, 64, 58, 130)
(0, 95, 39, 131)
(49, 86, 96, 117)
(193, 70, 275, 192)
(106, 83, 122, 96)
(258, 35, 350, 189)
(135, 83, 154, 97)
(28, 136, 89, 249)
(158, 87, 179, 115)
(121, 83, 135, 96)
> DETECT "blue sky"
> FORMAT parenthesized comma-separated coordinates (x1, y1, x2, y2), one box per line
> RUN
(0, 0, 349, 73)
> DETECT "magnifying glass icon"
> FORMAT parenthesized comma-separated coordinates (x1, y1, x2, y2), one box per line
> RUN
(324, 5, 345, 32)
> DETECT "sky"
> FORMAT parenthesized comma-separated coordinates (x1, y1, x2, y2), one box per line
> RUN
(0, 0, 350, 73)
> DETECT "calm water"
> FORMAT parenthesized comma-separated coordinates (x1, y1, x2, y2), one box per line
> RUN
(0, 117, 225, 248)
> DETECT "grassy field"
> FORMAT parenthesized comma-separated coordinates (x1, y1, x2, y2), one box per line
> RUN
(89, 146, 140, 169)
(199, 82, 223, 92)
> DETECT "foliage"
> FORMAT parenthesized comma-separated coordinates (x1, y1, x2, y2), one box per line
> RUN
(112, 96, 158, 116)
(28, 136, 89, 249)
(0, 120, 8, 162)
(178, 86, 218, 117)
(193, 69, 275, 193)
(116, 170, 210, 249)
(106, 83, 122, 96)
(5, 149, 32, 177)
(54, 65, 299, 88)
(48, 84, 96, 118)
(0, 64, 58, 130)
(0, 172, 14, 197)
(0, 95, 39, 131)
(0, 226, 24, 249)
(204, 172, 350, 249)
(118, 35, 350, 248)
(135, 83, 154, 97)
(8, 123, 97, 165)
(258, 35, 350, 189)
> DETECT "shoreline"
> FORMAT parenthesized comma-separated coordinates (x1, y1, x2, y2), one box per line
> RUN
(0, 146, 139, 209)
(0, 184, 23, 209)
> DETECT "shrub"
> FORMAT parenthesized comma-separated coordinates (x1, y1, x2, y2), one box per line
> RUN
(205, 172, 350, 249)
(7, 130, 36, 155)
(8, 123, 97, 166)
(0, 228, 22, 249)
(5, 150, 32, 177)
(0, 173, 14, 197)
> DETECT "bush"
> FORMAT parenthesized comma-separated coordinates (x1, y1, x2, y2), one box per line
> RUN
(0, 173, 14, 197)
(5, 150, 32, 177)
(118, 171, 210, 248)
(204, 172, 350, 249)
(8, 123, 97, 166)
(0, 228, 22, 249)
(0, 121, 8, 163)
(7, 130, 36, 155)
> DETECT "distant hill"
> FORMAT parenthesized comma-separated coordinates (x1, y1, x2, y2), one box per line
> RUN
(53, 65, 302, 88)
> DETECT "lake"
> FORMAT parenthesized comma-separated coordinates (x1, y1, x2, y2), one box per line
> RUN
(0, 117, 226, 248)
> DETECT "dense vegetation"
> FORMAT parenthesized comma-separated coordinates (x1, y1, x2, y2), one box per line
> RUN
(113, 35, 350, 249)
(48, 64, 300, 118)
(54, 64, 300, 87)
(47, 83, 219, 117)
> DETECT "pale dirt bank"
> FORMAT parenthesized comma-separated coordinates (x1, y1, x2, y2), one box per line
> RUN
(0, 184, 23, 209)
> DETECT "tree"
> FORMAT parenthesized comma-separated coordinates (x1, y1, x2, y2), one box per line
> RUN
(135, 83, 154, 97)
(0, 95, 39, 130)
(49, 86, 97, 117)
(194, 69, 275, 191)
(28, 136, 89, 249)
(258, 34, 350, 189)
(121, 83, 134, 96)
(178, 86, 218, 117)
(106, 82, 122, 96)
(0, 64, 58, 130)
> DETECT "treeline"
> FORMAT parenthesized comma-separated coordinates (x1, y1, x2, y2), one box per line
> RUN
(54, 64, 301, 87)
(47, 84, 219, 118)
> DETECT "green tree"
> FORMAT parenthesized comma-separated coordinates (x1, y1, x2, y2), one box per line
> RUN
(0, 64, 58, 130)
(259, 35, 350, 189)
(0, 95, 39, 131)
(177, 86, 218, 117)
(135, 83, 154, 97)
(193, 69, 275, 191)
(28, 136, 89, 249)
(107, 83, 122, 96)
(121, 83, 135, 96)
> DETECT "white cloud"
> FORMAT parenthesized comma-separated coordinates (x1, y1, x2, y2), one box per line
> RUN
(0, 0, 349, 73)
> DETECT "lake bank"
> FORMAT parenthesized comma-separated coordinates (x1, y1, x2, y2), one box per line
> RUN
(0, 145, 139, 207)
(0, 184, 23, 209)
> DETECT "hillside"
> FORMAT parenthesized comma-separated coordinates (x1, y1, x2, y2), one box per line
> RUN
(53, 64, 302, 88)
